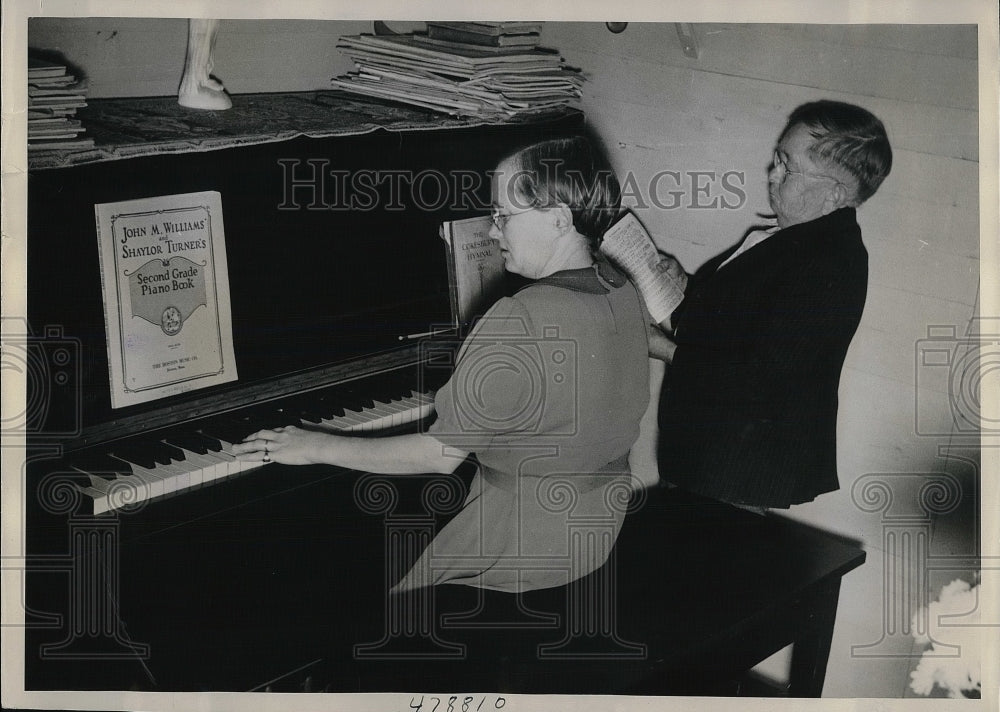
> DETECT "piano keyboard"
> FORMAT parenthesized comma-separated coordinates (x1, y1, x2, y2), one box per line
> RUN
(69, 373, 436, 515)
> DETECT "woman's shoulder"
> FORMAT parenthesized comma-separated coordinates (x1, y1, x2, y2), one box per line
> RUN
(469, 295, 536, 339)
(509, 282, 590, 326)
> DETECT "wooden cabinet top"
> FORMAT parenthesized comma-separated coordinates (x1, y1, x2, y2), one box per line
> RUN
(29, 91, 582, 170)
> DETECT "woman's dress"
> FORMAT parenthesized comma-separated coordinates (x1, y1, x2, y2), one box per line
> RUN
(392, 261, 650, 593)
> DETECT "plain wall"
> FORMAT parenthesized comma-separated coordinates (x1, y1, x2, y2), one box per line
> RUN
(544, 21, 981, 698)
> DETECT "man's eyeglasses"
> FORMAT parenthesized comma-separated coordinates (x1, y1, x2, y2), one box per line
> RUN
(771, 150, 841, 184)
(491, 206, 535, 230)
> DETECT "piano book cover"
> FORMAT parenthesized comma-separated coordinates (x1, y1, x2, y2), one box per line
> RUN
(94, 191, 238, 408)
(440, 215, 507, 328)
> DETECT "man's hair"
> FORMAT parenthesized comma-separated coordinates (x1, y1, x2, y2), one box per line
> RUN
(501, 136, 622, 247)
(783, 100, 893, 204)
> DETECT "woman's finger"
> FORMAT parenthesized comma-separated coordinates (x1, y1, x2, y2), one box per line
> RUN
(233, 435, 270, 454)
(242, 429, 277, 443)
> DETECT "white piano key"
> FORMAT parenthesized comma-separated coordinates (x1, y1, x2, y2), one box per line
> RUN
(215, 438, 250, 478)
(169, 448, 223, 487)
(149, 461, 189, 496)
(131, 465, 170, 498)
(72, 384, 436, 514)
(195, 450, 233, 482)
(330, 410, 371, 427)
(107, 458, 164, 499)
(339, 400, 435, 432)
(215, 439, 266, 477)
(190, 437, 238, 479)
(74, 467, 150, 511)
(78, 486, 111, 515)
(81, 471, 114, 494)
(366, 402, 397, 418)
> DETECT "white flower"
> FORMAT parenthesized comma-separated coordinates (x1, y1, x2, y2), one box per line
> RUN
(909, 578, 981, 698)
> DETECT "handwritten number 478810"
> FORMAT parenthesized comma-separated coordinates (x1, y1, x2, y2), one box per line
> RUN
(409, 695, 506, 712)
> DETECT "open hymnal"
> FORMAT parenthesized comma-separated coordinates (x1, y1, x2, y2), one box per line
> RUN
(599, 212, 686, 325)
(440, 215, 508, 328)
(95, 191, 237, 408)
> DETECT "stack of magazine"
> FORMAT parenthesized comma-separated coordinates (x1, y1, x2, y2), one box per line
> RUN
(331, 28, 583, 118)
(28, 57, 93, 151)
(417, 21, 543, 53)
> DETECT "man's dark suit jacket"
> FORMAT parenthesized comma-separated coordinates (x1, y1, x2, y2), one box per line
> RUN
(658, 207, 868, 507)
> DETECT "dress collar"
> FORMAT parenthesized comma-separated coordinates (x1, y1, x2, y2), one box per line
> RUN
(521, 257, 627, 295)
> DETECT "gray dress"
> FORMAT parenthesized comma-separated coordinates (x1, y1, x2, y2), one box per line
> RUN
(392, 261, 650, 593)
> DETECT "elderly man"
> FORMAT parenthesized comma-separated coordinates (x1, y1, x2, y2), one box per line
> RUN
(652, 100, 892, 509)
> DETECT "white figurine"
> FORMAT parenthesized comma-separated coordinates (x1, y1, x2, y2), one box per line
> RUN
(178, 19, 232, 110)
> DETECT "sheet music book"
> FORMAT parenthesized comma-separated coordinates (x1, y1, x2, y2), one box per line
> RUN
(599, 211, 686, 324)
(27, 56, 67, 79)
(94, 191, 237, 408)
(440, 215, 507, 327)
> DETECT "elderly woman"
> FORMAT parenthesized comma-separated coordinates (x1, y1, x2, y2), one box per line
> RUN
(235, 137, 650, 593)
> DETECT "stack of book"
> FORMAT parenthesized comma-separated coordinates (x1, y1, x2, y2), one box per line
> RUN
(416, 21, 543, 53)
(330, 29, 583, 119)
(28, 57, 93, 151)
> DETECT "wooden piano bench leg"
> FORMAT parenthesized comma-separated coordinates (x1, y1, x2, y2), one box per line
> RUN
(788, 577, 842, 697)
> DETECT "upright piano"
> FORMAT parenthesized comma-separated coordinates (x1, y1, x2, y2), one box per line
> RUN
(21, 92, 864, 697)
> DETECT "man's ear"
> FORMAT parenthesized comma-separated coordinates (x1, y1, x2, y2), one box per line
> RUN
(551, 203, 574, 233)
(823, 182, 850, 214)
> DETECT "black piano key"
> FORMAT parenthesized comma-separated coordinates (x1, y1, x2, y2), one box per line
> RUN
(243, 409, 291, 431)
(365, 380, 396, 406)
(303, 387, 348, 416)
(275, 393, 312, 411)
(276, 395, 326, 424)
(71, 451, 133, 477)
(382, 367, 414, 392)
(314, 397, 346, 419)
(159, 442, 187, 463)
(164, 431, 211, 455)
(292, 407, 325, 424)
(139, 439, 181, 466)
(382, 390, 406, 405)
(190, 431, 225, 452)
(381, 370, 414, 403)
(202, 417, 255, 444)
(109, 441, 161, 470)
(336, 385, 373, 413)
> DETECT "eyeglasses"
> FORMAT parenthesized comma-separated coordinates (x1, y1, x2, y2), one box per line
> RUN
(490, 206, 535, 230)
(771, 150, 842, 185)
